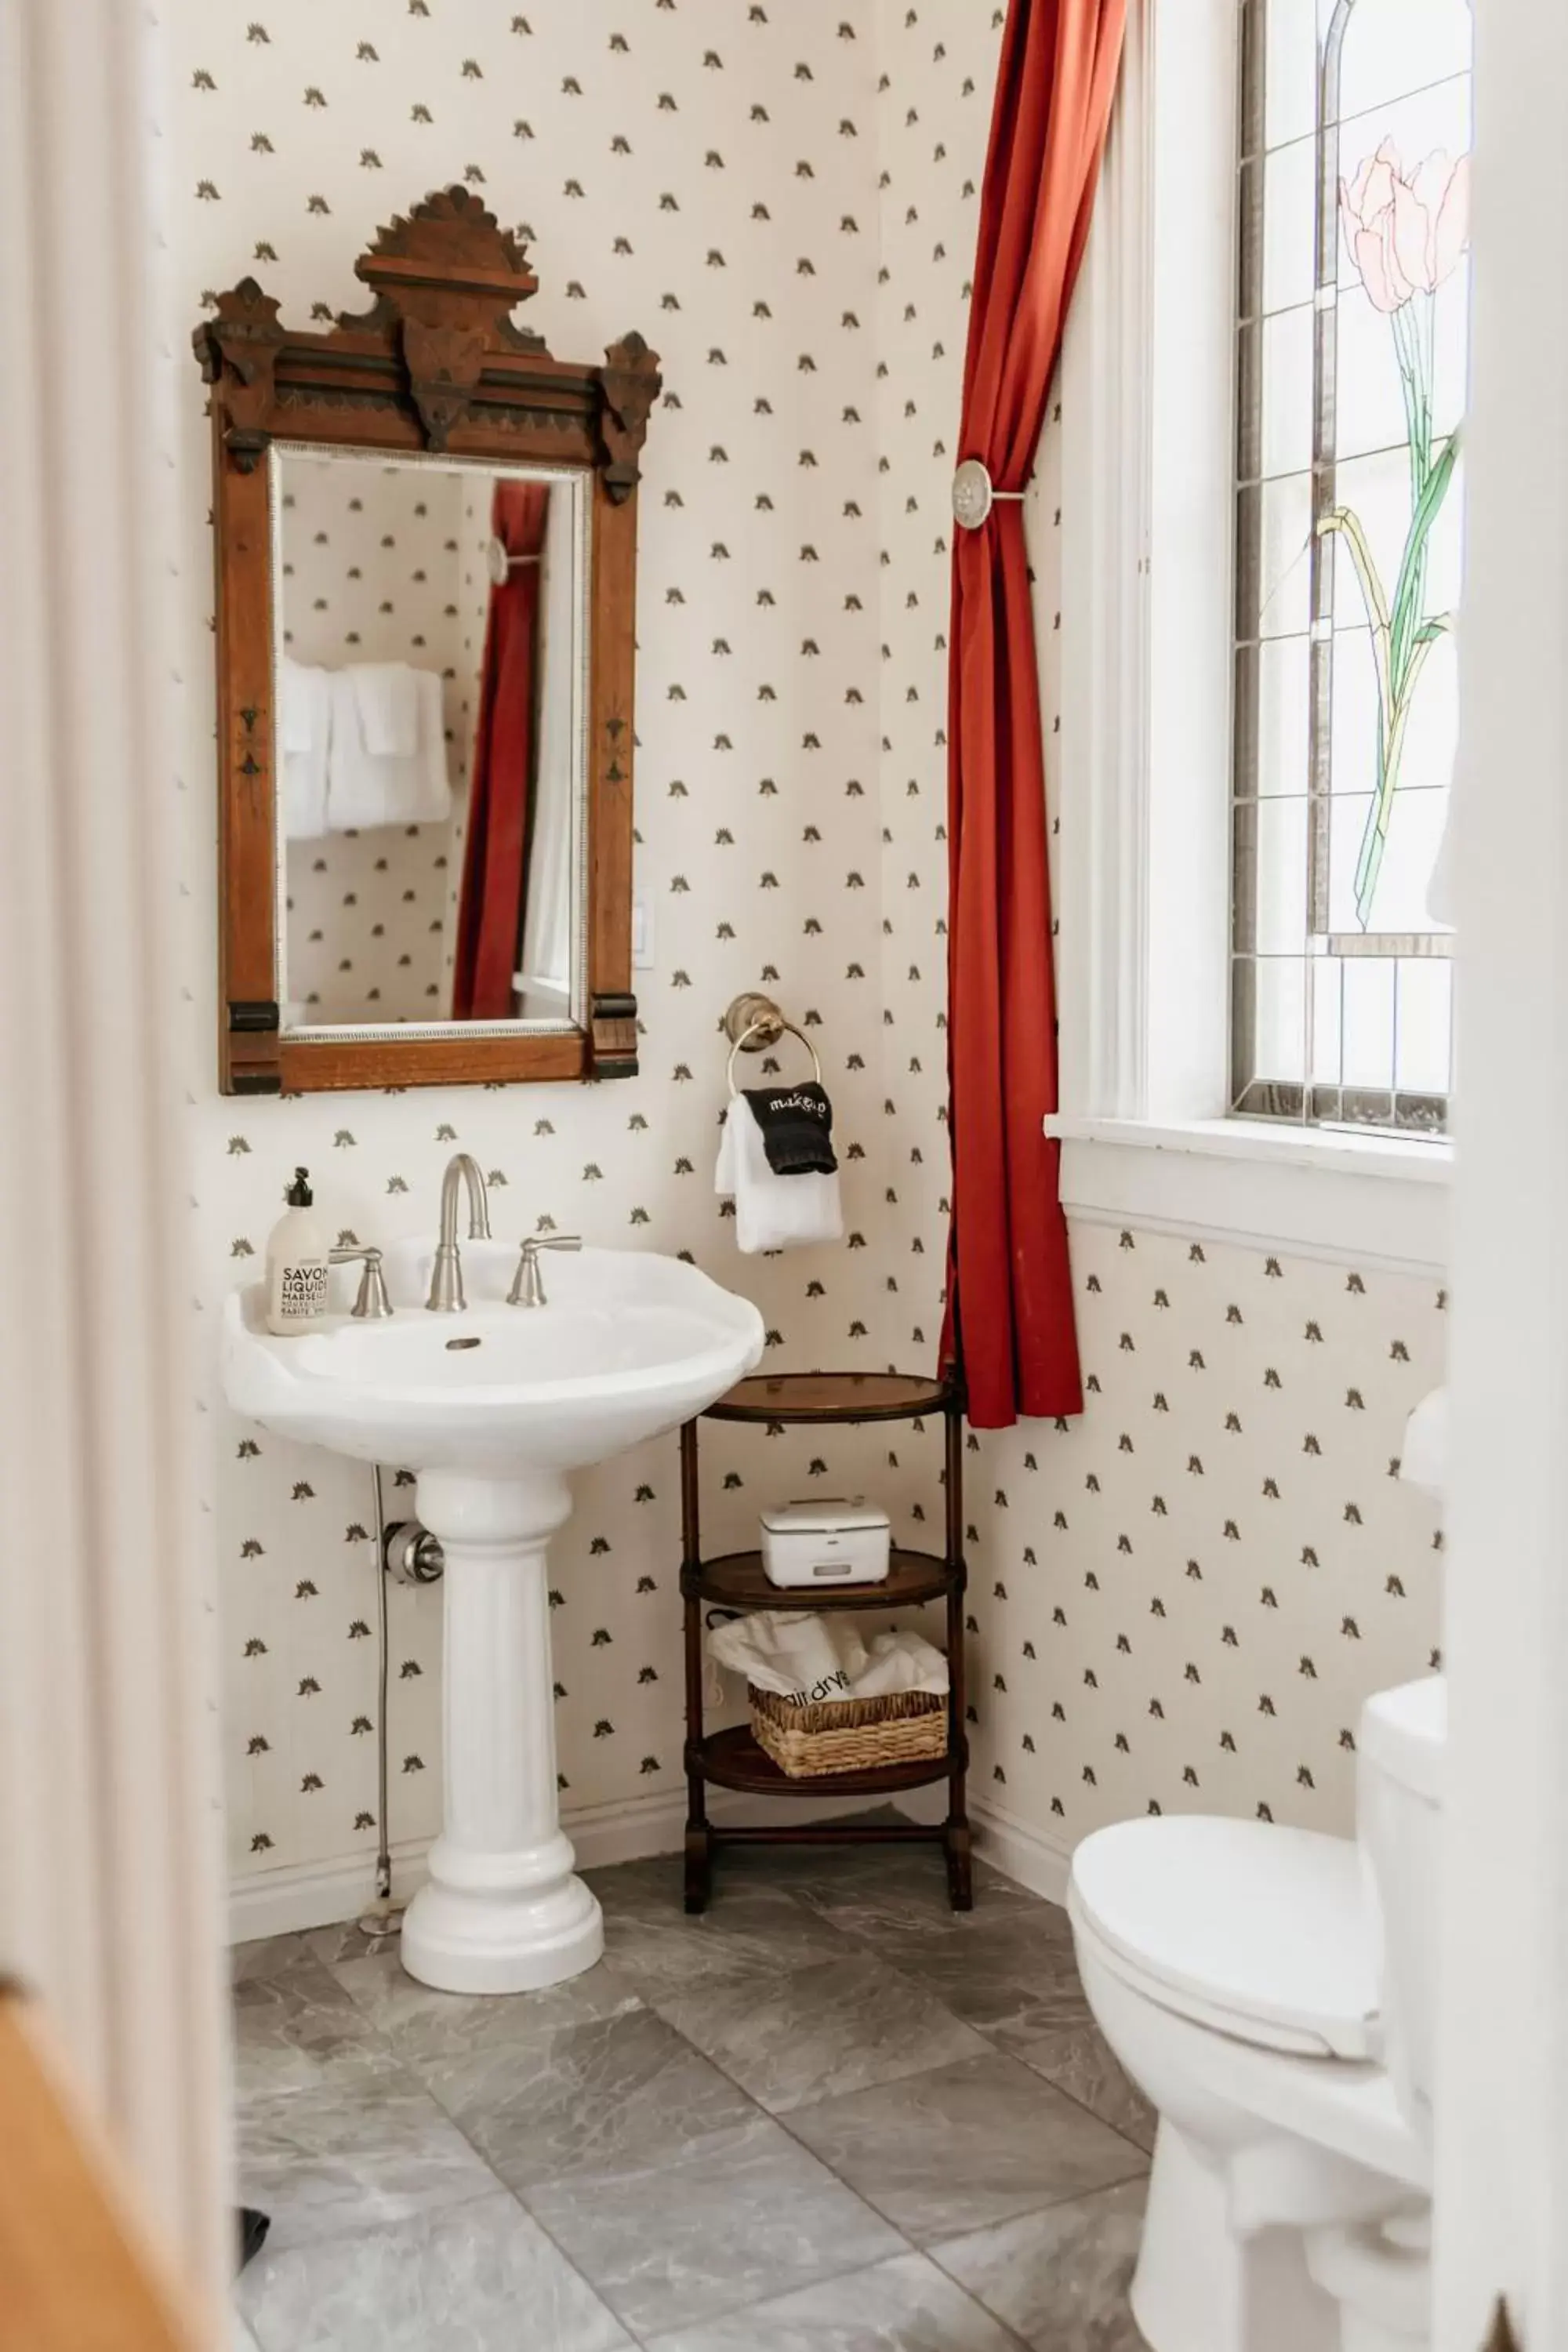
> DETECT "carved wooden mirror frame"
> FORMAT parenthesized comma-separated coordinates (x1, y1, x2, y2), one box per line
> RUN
(194, 186, 660, 1094)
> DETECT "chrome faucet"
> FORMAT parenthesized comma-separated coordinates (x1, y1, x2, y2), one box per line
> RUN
(507, 1233, 583, 1308)
(426, 1153, 492, 1312)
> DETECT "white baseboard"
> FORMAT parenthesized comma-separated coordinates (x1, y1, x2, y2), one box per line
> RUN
(231, 1836, 440, 1944)
(230, 1781, 947, 1943)
(968, 1792, 1074, 1910)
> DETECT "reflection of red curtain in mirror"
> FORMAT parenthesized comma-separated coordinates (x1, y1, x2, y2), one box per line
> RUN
(452, 480, 550, 1020)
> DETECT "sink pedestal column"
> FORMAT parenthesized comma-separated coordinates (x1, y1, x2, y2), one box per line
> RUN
(400, 1468, 603, 1994)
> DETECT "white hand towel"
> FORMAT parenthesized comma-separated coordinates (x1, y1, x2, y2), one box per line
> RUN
(715, 1095, 844, 1254)
(325, 666, 451, 831)
(279, 659, 331, 839)
(349, 660, 420, 757)
(406, 669, 452, 822)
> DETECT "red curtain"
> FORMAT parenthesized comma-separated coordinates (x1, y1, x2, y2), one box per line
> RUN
(452, 480, 550, 1020)
(941, 0, 1127, 1429)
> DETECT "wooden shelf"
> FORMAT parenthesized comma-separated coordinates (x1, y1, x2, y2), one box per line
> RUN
(679, 1369, 970, 1913)
(706, 1370, 956, 1425)
(684, 1548, 957, 1613)
(693, 1723, 960, 1800)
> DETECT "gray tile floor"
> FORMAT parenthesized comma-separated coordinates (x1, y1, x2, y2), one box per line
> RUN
(232, 1831, 1154, 2350)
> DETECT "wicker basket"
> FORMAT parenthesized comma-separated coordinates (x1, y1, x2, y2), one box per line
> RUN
(749, 1683, 948, 1780)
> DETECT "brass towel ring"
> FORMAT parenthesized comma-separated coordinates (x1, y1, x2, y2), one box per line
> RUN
(721, 991, 823, 1097)
(725, 1017, 822, 1097)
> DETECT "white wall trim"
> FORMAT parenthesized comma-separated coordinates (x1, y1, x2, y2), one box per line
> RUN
(1058, 0, 1239, 1133)
(1142, 0, 1237, 1127)
(1050, 1115, 1452, 1276)
(233, 1838, 441, 1945)
(230, 1784, 949, 1942)
(1055, 0, 1153, 1125)
(234, 1787, 1061, 1946)
(969, 1794, 1073, 1911)
(1436, 0, 1568, 2334)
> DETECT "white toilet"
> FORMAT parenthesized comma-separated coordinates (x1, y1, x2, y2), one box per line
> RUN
(1067, 1674, 1445, 2352)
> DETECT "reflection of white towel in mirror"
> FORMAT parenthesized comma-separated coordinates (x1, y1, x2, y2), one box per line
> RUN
(280, 659, 331, 838)
(349, 660, 419, 757)
(325, 664, 452, 830)
(515, 489, 575, 1007)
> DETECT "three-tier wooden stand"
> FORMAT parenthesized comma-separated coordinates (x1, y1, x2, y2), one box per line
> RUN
(679, 1370, 971, 1915)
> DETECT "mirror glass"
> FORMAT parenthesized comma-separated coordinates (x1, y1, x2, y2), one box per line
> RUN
(270, 445, 589, 1034)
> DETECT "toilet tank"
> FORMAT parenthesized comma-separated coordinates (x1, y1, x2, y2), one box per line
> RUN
(1358, 1675, 1446, 2138)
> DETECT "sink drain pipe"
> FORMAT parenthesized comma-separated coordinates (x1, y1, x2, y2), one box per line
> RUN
(358, 1464, 445, 1936)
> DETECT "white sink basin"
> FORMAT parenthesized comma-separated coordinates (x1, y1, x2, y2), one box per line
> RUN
(221, 1237, 764, 1998)
(222, 1239, 764, 1474)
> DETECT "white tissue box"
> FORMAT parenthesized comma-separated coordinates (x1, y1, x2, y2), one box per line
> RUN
(759, 1497, 891, 1589)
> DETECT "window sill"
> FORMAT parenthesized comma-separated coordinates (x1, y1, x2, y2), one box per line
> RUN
(1043, 1114, 1451, 1276)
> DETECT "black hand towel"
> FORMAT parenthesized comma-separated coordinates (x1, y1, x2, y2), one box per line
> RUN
(742, 1081, 839, 1174)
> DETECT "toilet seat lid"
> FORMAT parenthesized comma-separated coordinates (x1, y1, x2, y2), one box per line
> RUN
(1070, 1817, 1380, 2060)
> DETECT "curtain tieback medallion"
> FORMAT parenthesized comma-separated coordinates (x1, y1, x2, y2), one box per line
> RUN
(951, 457, 1029, 529)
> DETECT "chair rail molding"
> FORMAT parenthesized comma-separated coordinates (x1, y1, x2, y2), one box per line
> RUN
(0, 0, 230, 2318)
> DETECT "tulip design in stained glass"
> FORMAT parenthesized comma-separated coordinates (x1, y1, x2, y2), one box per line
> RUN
(1333, 140, 1468, 924)
(1232, 0, 1472, 1134)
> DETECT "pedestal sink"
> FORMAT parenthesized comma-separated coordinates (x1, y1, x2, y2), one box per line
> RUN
(222, 1239, 764, 1993)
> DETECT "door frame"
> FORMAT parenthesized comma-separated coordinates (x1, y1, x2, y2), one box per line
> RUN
(0, 0, 230, 2317)
(1437, 5, 1568, 2343)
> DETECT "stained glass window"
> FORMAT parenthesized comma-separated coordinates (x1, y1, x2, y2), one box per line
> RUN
(1232, 0, 1472, 1134)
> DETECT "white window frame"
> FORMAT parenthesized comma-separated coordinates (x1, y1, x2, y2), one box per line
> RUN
(1040, 0, 1450, 1278)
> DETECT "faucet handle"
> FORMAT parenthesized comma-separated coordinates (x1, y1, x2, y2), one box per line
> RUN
(506, 1234, 583, 1308)
(329, 1245, 393, 1319)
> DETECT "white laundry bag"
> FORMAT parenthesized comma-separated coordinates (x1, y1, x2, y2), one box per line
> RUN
(706, 1610, 948, 1708)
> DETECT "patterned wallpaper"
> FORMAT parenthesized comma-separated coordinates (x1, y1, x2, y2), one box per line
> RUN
(165, 0, 1446, 1904)
(278, 453, 474, 1022)
(170, 0, 893, 1886)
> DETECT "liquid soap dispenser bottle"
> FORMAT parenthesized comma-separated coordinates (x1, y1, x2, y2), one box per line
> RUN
(265, 1167, 331, 1334)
